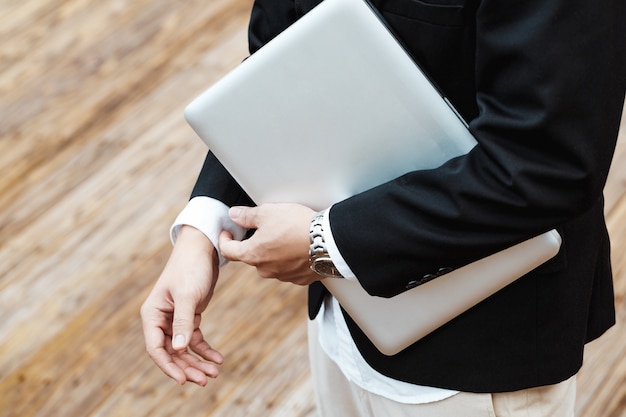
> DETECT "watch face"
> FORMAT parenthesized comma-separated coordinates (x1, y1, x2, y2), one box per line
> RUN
(314, 259, 342, 278)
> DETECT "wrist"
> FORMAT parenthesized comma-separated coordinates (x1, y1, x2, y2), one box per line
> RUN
(176, 225, 218, 262)
(170, 197, 247, 267)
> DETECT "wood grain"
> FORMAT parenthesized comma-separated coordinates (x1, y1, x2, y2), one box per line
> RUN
(0, 1, 624, 416)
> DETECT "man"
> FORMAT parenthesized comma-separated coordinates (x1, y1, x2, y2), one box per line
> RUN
(141, 0, 625, 415)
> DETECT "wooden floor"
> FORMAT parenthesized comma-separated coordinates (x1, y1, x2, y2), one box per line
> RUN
(0, 1, 624, 416)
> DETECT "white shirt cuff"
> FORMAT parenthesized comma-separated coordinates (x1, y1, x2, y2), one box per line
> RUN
(170, 196, 247, 267)
(323, 207, 357, 281)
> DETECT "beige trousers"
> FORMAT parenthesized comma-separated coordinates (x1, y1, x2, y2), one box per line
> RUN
(308, 321, 576, 417)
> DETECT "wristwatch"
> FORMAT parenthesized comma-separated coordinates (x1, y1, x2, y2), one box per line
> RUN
(309, 212, 344, 278)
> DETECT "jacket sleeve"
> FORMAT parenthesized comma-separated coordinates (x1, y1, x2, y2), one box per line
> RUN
(190, 0, 297, 205)
(329, 0, 626, 297)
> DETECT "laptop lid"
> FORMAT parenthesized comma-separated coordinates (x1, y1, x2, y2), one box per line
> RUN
(323, 229, 561, 355)
(184, 0, 476, 211)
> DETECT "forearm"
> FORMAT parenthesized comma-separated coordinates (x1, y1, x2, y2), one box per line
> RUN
(329, 0, 625, 296)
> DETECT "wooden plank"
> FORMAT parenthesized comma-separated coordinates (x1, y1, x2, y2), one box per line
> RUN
(0, 1, 624, 416)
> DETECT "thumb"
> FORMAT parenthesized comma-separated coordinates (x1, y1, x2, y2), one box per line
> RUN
(218, 229, 248, 263)
(229, 206, 259, 229)
(171, 300, 197, 351)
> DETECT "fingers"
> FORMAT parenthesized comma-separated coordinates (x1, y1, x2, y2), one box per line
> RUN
(142, 325, 188, 384)
(170, 346, 220, 386)
(156, 347, 189, 385)
(140, 300, 189, 384)
(189, 327, 225, 365)
(218, 229, 250, 263)
(220, 204, 318, 284)
(141, 295, 223, 386)
(163, 333, 222, 386)
(218, 206, 258, 263)
(143, 323, 223, 386)
(219, 205, 278, 263)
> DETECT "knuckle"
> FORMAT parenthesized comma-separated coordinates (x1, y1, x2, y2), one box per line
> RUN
(244, 251, 262, 267)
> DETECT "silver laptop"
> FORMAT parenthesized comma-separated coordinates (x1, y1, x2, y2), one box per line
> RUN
(184, 0, 476, 211)
(184, 0, 561, 355)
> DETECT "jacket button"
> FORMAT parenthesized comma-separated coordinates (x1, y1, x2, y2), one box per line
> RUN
(437, 267, 453, 275)
(405, 280, 419, 290)
(406, 273, 438, 290)
(420, 274, 438, 283)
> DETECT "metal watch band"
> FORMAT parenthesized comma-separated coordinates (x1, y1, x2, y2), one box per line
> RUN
(308, 212, 343, 278)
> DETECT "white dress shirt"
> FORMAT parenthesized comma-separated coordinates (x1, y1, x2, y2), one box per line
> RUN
(171, 196, 458, 404)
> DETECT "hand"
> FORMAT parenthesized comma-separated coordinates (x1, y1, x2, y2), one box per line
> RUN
(218, 204, 321, 286)
(140, 225, 224, 386)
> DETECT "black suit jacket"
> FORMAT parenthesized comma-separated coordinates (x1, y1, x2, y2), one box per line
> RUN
(191, 0, 626, 392)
